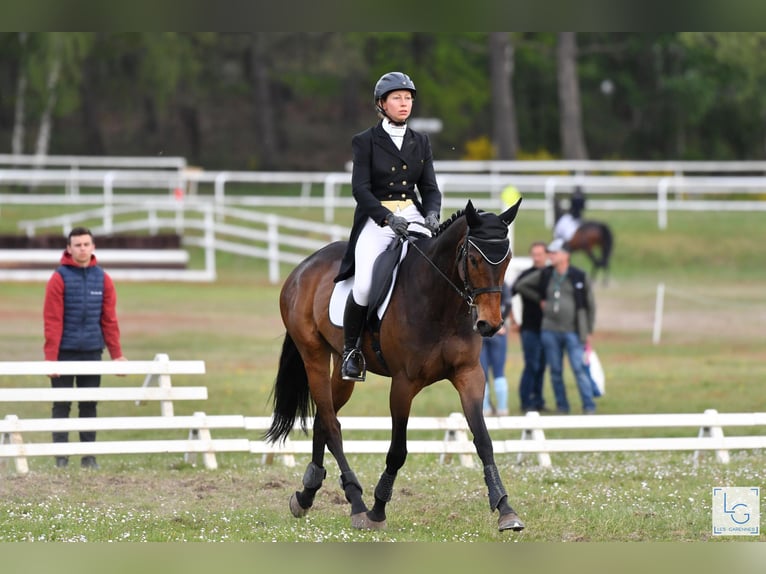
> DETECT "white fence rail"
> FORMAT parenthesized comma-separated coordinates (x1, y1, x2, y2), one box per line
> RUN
(0, 353, 254, 474)
(3, 163, 765, 226)
(244, 409, 766, 469)
(2, 159, 764, 282)
(1, 347, 762, 476)
(6, 202, 350, 284)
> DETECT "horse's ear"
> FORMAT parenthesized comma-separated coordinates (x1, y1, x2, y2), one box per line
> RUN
(465, 200, 482, 227)
(500, 198, 522, 226)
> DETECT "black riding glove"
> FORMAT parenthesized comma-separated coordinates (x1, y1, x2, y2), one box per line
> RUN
(424, 211, 440, 233)
(386, 214, 409, 237)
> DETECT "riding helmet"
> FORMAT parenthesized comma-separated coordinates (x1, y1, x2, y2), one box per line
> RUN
(374, 72, 416, 113)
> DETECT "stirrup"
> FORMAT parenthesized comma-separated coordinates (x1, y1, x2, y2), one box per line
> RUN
(341, 348, 366, 382)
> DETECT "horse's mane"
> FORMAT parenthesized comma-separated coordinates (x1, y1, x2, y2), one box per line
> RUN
(432, 209, 466, 238)
(433, 206, 501, 238)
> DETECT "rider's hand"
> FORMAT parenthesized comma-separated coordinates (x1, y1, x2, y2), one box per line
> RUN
(423, 211, 440, 233)
(387, 214, 409, 237)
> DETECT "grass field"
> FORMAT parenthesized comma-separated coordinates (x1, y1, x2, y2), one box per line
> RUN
(1, 202, 764, 543)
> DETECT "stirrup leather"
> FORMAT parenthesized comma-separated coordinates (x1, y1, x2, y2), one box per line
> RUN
(341, 348, 366, 381)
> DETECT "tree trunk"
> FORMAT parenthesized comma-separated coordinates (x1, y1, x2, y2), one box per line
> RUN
(556, 32, 588, 159)
(11, 32, 28, 156)
(489, 32, 519, 159)
(178, 104, 201, 164)
(249, 33, 279, 170)
(80, 54, 106, 155)
(34, 55, 61, 160)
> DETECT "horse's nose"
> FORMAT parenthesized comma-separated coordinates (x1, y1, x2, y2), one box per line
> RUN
(475, 320, 501, 337)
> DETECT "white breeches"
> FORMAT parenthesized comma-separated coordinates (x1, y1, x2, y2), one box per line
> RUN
(553, 214, 580, 242)
(352, 204, 427, 306)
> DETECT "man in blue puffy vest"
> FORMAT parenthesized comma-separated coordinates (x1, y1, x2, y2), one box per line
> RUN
(44, 227, 127, 469)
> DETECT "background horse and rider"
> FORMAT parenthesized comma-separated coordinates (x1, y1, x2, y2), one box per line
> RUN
(266, 199, 525, 533)
(553, 189, 614, 284)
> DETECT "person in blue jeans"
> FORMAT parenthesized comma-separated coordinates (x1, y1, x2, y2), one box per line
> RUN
(510, 241, 549, 412)
(513, 238, 597, 414)
(480, 281, 512, 416)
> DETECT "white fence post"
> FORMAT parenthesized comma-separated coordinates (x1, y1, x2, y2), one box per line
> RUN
(440, 412, 474, 468)
(267, 214, 279, 284)
(657, 177, 669, 230)
(694, 408, 730, 465)
(1, 414, 29, 475)
(203, 204, 217, 280)
(653, 283, 665, 345)
(214, 172, 228, 222)
(517, 411, 552, 467)
(103, 171, 115, 234)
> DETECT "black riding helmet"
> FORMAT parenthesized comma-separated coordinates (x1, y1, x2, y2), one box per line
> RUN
(374, 72, 416, 117)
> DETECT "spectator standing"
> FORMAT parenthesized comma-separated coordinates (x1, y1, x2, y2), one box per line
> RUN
(513, 238, 597, 414)
(510, 241, 549, 413)
(44, 227, 127, 469)
(480, 281, 512, 416)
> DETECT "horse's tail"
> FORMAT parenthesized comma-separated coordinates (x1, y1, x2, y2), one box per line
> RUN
(265, 332, 314, 444)
(597, 223, 614, 269)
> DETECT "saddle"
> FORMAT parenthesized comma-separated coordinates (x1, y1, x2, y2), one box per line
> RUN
(329, 237, 408, 330)
(329, 235, 427, 372)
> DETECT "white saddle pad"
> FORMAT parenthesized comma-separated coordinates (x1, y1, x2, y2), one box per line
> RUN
(329, 243, 409, 327)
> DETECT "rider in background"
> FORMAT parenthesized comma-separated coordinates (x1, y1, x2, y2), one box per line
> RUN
(334, 71, 442, 382)
(553, 185, 586, 242)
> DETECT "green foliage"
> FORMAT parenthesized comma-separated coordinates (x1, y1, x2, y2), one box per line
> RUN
(5, 32, 766, 167)
(462, 135, 494, 160)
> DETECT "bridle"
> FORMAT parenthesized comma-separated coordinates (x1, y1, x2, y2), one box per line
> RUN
(405, 233, 510, 312)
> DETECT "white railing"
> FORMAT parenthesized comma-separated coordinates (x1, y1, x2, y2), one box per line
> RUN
(11, 202, 350, 284)
(2, 165, 765, 228)
(245, 410, 766, 468)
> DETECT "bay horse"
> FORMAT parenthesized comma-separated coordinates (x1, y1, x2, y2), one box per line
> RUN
(553, 194, 614, 283)
(266, 199, 525, 532)
(568, 220, 614, 284)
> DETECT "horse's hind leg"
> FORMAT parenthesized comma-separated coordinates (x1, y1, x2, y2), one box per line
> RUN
(322, 368, 371, 528)
(293, 358, 371, 528)
(290, 459, 326, 518)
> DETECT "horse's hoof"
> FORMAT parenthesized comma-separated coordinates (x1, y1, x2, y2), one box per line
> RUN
(289, 492, 309, 518)
(351, 512, 387, 530)
(498, 512, 525, 532)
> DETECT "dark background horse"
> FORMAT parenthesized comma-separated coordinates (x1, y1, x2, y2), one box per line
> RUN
(554, 192, 614, 284)
(265, 200, 525, 533)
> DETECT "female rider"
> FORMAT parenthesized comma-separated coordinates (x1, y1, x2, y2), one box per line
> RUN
(334, 71, 442, 381)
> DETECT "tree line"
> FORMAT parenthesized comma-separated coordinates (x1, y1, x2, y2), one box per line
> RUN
(1, 32, 764, 171)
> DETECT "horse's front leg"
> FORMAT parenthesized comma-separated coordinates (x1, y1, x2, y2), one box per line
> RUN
(455, 366, 525, 532)
(364, 377, 414, 530)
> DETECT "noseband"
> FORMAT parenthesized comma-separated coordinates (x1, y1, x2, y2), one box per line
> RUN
(406, 233, 510, 312)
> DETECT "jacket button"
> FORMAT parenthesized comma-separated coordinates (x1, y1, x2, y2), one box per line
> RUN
(391, 166, 396, 171)
(402, 181, 407, 185)
(389, 182, 394, 186)
(403, 164, 408, 170)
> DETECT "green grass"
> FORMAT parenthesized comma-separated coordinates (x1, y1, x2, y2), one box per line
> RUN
(1, 202, 765, 542)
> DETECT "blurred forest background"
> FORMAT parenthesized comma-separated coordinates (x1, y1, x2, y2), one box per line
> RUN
(2, 32, 766, 171)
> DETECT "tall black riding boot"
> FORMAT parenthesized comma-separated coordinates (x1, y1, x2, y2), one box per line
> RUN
(341, 293, 369, 381)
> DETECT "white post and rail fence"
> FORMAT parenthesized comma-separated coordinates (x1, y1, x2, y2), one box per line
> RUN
(2, 355, 764, 475)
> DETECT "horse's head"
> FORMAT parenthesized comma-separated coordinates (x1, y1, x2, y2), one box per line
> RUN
(459, 199, 521, 336)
